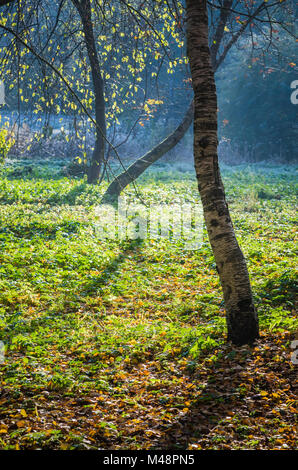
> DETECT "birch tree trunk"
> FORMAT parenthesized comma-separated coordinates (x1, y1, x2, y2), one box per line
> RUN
(186, 0, 259, 345)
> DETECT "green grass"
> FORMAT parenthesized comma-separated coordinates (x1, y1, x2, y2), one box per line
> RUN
(0, 162, 297, 449)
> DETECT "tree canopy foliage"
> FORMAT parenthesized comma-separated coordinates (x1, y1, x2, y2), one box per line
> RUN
(0, 0, 295, 175)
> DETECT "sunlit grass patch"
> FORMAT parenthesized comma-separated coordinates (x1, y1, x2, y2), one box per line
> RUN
(0, 162, 297, 449)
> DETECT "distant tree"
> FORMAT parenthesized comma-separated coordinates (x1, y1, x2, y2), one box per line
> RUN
(71, 0, 106, 184)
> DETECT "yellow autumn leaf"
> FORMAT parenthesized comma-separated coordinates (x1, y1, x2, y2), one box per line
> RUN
(16, 420, 26, 428)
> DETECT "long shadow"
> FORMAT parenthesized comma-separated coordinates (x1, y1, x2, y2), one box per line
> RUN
(156, 344, 254, 449)
(46, 182, 88, 205)
(81, 237, 144, 295)
(1, 237, 145, 343)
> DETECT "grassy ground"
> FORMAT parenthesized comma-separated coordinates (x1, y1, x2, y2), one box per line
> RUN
(0, 162, 297, 450)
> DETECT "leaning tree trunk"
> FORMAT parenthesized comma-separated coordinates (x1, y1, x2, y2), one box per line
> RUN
(101, 101, 194, 203)
(72, 0, 106, 184)
(186, 0, 259, 345)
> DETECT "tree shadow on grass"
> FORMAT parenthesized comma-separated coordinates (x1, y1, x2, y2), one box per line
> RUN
(46, 182, 89, 205)
(81, 237, 144, 296)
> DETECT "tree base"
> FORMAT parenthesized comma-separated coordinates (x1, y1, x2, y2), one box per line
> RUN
(227, 307, 259, 346)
